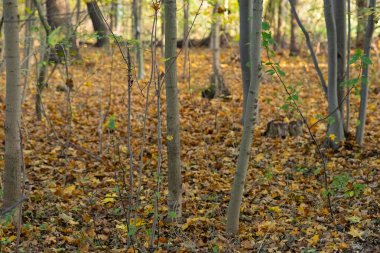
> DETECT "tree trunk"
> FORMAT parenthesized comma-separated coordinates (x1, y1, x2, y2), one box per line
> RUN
(355, 0, 375, 146)
(275, 0, 283, 48)
(87, 1, 109, 47)
(133, 0, 144, 79)
(356, 0, 367, 48)
(226, 0, 263, 235)
(239, 0, 250, 122)
(345, 0, 351, 133)
(289, 0, 299, 56)
(110, 0, 119, 31)
(161, 0, 165, 56)
(333, 0, 346, 124)
(164, 0, 182, 219)
(324, 0, 345, 147)
(182, 0, 189, 80)
(22, 0, 35, 103)
(46, 0, 79, 59)
(208, 1, 230, 98)
(288, 0, 328, 95)
(3, 0, 22, 221)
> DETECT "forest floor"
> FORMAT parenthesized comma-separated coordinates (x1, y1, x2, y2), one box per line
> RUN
(0, 46, 379, 252)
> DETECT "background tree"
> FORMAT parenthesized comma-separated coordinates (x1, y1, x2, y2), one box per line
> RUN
(356, 0, 367, 48)
(239, 0, 250, 122)
(87, 1, 109, 47)
(289, 0, 299, 56)
(3, 0, 23, 221)
(182, 0, 190, 80)
(324, 0, 345, 147)
(356, 0, 376, 145)
(333, 0, 346, 126)
(226, 0, 263, 235)
(206, 0, 230, 98)
(46, 0, 79, 59)
(164, 0, 182, 219)
(132, 0, 144, 79)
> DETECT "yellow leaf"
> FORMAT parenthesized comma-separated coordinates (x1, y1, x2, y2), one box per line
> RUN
(63, 185, 76, 196)
(308, 234, 319, 246)
(329, 134, 336, 141)
(116, 224, 127, 231)
(83, 81, 92, 87)
(255, 153, 265, 162)
(102, 193, 118, 204)
(268, 206, 281, 213)
(284, 117, 290, 123)
(310, 117, 318, 125)
(348, 226, 364, 239)
(167, 135, 174, 141)
(8, 235, 16, 242)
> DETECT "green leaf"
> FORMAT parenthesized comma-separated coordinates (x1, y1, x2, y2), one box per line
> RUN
(276, 67, 286, 77)
(107, 115, 116, 130)
(266, 69, 275, 75)
(262, 21, 270, 31)
(47, 27, 65, 47)
(361, 55, 372, 65)
(168, 211, 177, 218)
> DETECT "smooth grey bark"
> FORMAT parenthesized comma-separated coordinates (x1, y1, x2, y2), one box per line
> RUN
(288, 0, 328, 96)
(345, 0, 351, 133)
(355, 0, 375, 146)
(87, 1, 109, 47)
(324, 0, 345, 146)
(239, 0, 250, 122)
(356, 0, 367, 48)
(3, 0, 22, 220)
(226, 0, 263, 235)
(133, 0, 144, 79)
(182, 0, 189, 79)
(164, 0, 182, 218)
(275, 0, 284, 48)
(289, 0, 299, 56)
(333, 0, 346, 124)
(34, 0, 52, 120)
(209, 1, 229, 97)
(110, 0, 119, 31)
(22, 0, 35, 103)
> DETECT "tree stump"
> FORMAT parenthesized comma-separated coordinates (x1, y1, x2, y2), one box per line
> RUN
(263, 120, 303, 138)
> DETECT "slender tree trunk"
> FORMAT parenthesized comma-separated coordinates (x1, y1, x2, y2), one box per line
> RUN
(110, 0, 119, 31)
(133, 0, 144, 79)
(345, 0, 351, 133)
(22, 0, 35, 103)
(34, 0, 52, 120)
(355, 0, 375, 146)
(3, 0, 22, 221)
(87, 1, 109, 47)
(182, 0, 189, 80)
(288, 0, 328, 95)
(333, 0, 346, 128)
(289, 0, 299, 56)
(226, 0, 263, 235)
(324, 0, 345, 147)
(239, 0, 250, 122)
(356, 0, 367, 48)
(161, 0, 165, 56)
(76, 0, 80, 25)
(209, 1, 229, 98)
(164, 0, 182, 218)
(275, 0, 283, 48)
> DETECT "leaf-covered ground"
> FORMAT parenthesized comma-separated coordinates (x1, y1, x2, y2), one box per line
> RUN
(0, 47, 379, 252)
